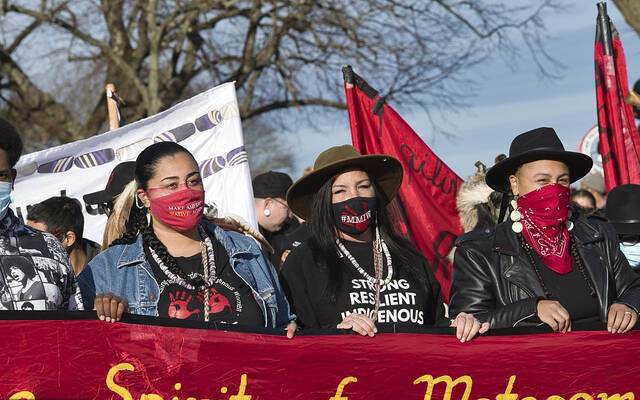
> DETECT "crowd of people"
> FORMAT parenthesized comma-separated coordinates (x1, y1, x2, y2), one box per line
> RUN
(1, 117, 639, 341)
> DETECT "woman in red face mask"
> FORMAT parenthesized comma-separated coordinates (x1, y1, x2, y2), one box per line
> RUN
(449, 127, 640, 334)
(79, 142, 296, 336)
(281, 145, 487, 342)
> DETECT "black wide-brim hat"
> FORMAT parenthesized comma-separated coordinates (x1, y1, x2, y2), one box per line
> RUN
(287, 145, 403, 221)
(83, 161, 136, 205)
(606, 184, 640, 235)
(485, 127, 593, 193)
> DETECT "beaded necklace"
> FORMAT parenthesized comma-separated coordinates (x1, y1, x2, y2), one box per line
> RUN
(335, 225, 393, 321)
(148, 225, 216, 321)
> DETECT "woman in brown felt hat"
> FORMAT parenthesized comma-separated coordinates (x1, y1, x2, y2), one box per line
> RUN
(281, 145, 487, 341)
(449, 127, 640, 334)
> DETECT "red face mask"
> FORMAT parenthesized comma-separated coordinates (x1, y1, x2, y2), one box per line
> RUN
(147, 188, 205, 232)
(517, 183, 572, 274)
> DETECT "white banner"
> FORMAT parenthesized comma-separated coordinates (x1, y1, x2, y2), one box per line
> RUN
(11, 82, 257, 243)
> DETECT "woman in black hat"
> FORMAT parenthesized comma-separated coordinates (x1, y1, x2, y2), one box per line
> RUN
(282, 145, 487, 341)
(449, 127, 640, 333)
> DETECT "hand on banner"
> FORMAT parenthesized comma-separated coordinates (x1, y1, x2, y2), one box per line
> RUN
(537, 300, 571, 333)
(94, 292, 129, 323)
(607, 303, 638, 334)
(286, 323, 297, 339)
(450, 312, 489, 343)
(337, 312, 377, 337)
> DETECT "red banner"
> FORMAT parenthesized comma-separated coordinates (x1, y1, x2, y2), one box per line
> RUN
(344, 67, 464, 301)
(595, 3, 640, 192)
(2, 314, 640, 399)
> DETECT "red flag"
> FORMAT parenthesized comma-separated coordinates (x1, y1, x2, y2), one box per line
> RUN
(594, 2, 640, 192)
(343, 67, 463, 302)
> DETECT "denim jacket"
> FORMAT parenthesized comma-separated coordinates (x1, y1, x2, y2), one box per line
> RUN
(78, 221, 295, 329)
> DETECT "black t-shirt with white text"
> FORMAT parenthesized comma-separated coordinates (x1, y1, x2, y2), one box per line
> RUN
(146, 236, 263, 325)
(281, 239, 446, 329)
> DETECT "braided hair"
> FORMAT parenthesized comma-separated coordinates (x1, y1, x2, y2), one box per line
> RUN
(110, 142, 203, 286)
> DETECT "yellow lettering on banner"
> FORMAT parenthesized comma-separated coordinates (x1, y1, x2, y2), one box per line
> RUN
(228, 374, 251, 400)
(329, 377, 358, 400)
(547, 396, 565, 400)
(598, 394, 635, 400)
(522, 397, 537, 400)
(570, 394, 593, 400)
(8, 391, 35, 400)
(140, 395, 162, 400)
(414, 375, 472, 400)
(496, 376, 518, 400)
(107, 363, 135, 400)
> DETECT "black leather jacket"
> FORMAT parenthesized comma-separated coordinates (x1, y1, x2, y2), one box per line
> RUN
(449, 214, 640, 328)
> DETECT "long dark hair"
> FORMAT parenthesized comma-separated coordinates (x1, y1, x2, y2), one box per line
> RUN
(111, 142, 202, 285)
(308, 171, 426, 300)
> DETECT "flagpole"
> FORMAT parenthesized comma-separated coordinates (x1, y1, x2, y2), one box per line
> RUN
(597, 2, 613, 56)
(104, 83, 121, 131)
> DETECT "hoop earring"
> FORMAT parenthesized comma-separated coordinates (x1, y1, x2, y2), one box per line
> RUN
(135, 195, 145, 209)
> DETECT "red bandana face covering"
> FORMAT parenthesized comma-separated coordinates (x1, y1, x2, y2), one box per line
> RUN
(517, 184, 572, 274)
(147, 188, 205, 232)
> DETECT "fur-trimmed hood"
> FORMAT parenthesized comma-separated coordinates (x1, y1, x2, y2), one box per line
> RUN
(456, 169, 494, 232)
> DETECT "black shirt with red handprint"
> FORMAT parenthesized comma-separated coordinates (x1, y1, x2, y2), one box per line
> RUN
(146, 236, 263, 325)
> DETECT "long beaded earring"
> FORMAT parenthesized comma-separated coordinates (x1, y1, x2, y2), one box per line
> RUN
(510, 198, 523, 233)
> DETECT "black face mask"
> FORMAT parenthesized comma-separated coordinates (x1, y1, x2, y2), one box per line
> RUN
(332, 196, 378, 235)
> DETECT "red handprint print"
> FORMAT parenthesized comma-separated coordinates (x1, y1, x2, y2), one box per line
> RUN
(168, 291, 201, 319)
(198, 287, 232, 315)
(341, 202, 371, 231)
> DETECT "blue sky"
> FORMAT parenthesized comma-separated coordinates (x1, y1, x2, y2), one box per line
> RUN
(287, 1, 640, 182)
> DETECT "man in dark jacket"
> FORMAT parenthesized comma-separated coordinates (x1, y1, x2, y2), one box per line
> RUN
(450, 127, 640, 334)
(252, 171, 297, 268)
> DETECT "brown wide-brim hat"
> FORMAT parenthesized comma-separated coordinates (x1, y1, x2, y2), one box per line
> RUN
(486, 127, 593, 193)
(287, 145, 403, 221)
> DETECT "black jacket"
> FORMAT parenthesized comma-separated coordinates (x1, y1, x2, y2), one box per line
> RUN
(449, 214, 640, 328)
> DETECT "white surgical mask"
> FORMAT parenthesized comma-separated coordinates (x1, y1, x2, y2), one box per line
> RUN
(0, 182, 12, 221)
(620, 242, 640, 270)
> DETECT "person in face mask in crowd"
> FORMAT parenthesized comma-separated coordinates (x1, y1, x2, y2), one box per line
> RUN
(281, 145, 487, 342)
(253, 171, 297, 268)
(606, 184, 640, 273)
(78, 142, 296, 336)
(27, 196, 101, 276)
(0, 118, 83, 311)
(450, 127, 640, 334)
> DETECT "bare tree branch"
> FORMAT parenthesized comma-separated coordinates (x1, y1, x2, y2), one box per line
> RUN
(0, 0, 561, 166)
